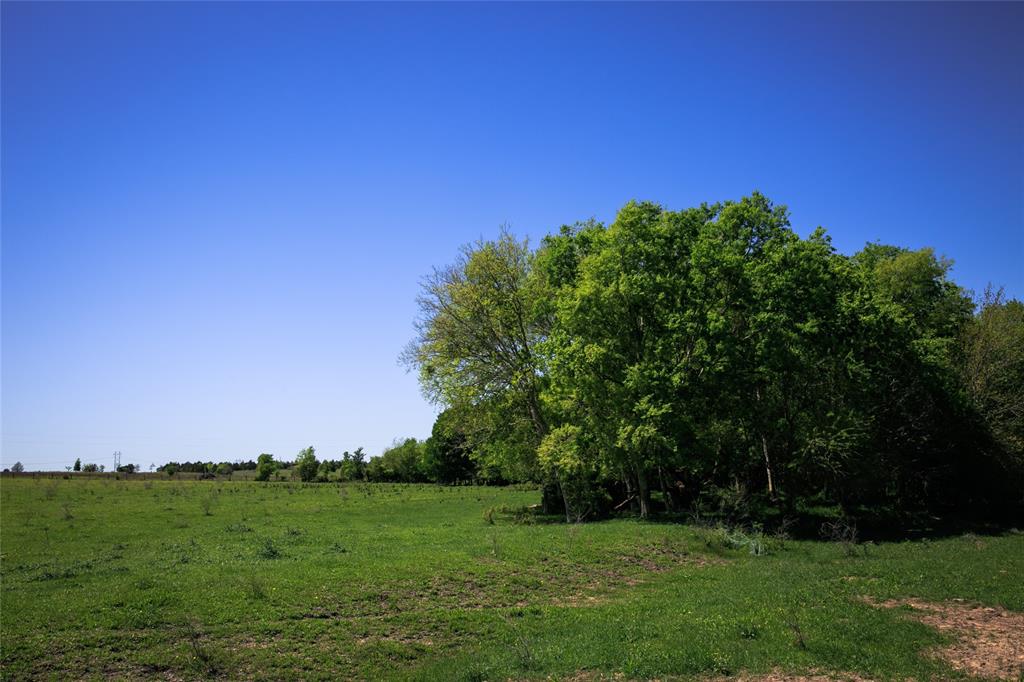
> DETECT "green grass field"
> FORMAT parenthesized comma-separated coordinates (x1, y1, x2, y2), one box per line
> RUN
(1, 478, 1021, 681)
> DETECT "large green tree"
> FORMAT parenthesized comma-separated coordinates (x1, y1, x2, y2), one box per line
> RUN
(541, 200, 711, 517)
(408, 194, 1020, 524)
(403, 229, 550, 482)
(960, 287, 1024, 475)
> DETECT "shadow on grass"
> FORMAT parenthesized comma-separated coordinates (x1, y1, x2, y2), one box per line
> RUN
(510, 501, 1023, 543)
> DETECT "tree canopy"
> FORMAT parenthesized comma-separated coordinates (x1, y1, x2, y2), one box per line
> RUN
(404, 193, 1023, 526)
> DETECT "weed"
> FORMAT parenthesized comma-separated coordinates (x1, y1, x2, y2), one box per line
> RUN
(822, 517, 864, 557)
(773, 516, 796, 550)
(489, 529, 501, 558)
(566, 524, 580, 554)
(183, 618, 220, 676)
(257, 538, 281, 559)
(502, 612, 540, 671)
(245, 574, 268, 600)
(739, 623, 760, 640)
(786, 613, 807, 650)
(703, 524, 771, 556)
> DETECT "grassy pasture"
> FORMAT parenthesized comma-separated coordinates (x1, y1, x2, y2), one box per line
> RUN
(1, 478, 1021, 681)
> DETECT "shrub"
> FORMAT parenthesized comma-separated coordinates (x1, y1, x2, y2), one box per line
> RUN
(255, 454, 277, 482)
(295, 447, 319, 482)
(256, 538, 281, 559)
(821, 517, 864, 557)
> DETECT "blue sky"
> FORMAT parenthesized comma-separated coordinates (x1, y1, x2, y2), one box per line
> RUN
(3, 2, 1022, 471)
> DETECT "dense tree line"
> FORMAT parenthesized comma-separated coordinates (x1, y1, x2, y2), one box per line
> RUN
(250, 439, 476, 485)
(251, 448, 370, 482)
(158, 460, 258, 476)
(404, 193, 1024, 525)
(364, 420, 477, 484)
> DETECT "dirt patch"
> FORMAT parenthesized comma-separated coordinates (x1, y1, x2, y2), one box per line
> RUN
(870, 597, 1024, 680)
(560, 670, 869, 682)
(234, 635, 279, 650)
(617, 544, 726, 572)
(705, 670, 872, 682)
(551, 587, 613, 608)
(545, 672, 627, 682)
(355, 632, 435, 647)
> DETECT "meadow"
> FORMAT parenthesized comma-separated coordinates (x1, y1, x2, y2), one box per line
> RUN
(1, 478, 1021, 681)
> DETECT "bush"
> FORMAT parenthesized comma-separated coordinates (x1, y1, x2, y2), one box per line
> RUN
(294, 447, 318, 482)
(366, 438, 428, 482)
(255, 454, 277, 482)
(256, 538, 281, 559)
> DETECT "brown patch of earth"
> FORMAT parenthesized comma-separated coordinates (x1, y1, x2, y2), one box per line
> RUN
(869, 597, 1024, 680)
(618, 544, 727, 573)
(551, 588, 612, 608)
(546, 671, 870, 682)
(550, 548, 721, 607)
(234, 634, 280, 649)
(355, 632, 435, 647)
(729, 671, 872, 675)
(533, 673, 627, 681)
(712, 674, 873, 682)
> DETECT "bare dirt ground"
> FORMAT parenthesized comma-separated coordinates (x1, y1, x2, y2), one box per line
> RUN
(559, 670, 872, 682)
(871, 597, 1024, 681)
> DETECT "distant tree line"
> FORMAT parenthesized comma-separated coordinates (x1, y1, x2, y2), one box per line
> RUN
(365, 420, 476, 484)
(143, 438, 477, 486)
(158, 460, 258, 477)
(401, 193, 1024, 526)
(248, 444, 474, 484)
(149, 448, 371, 483)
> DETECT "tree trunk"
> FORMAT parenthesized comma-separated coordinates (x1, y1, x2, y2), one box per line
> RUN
(558, 478, 572, 523)
(525, 384, 548, 441)
(623, 469, 638, 513)
(658, 466, 675, 512)
(754, 387, 776, 499)
(636, 466, 652, 519)
(761, 432, 775, 498)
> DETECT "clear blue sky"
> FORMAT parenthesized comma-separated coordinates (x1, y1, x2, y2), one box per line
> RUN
(3, 2, 1022, 471)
